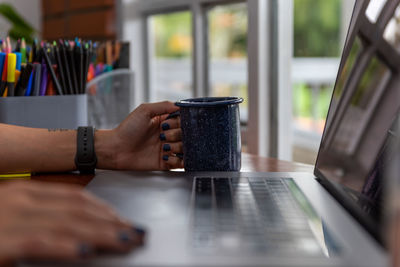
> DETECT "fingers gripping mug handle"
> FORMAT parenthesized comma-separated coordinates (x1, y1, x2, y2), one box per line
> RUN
(165, 110, 180, 120)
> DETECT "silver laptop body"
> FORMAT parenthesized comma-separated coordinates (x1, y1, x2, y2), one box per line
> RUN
(84, 170, 387, 266)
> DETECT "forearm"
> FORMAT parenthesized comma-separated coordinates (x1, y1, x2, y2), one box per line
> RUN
(0, 124, 76, 173)
(0, 124, 116, 173)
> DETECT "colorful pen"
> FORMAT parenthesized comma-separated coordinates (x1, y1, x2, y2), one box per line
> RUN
(6, 53, 16, 96)
(0, 52, 5, 84)
(39, 60, 48, 96)
(0, 54, 8, 96)
(42, 47, 63, 95)
(25, 69, 34, 96)
(6, 37, 11, 54)
(15, 52, 21, 71)
(21, 38, 27, 64)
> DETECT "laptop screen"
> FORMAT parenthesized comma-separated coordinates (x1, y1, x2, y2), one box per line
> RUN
(315, 0, 400, 244)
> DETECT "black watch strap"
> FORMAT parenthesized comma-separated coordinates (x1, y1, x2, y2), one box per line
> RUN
(75, 126, 97, 174)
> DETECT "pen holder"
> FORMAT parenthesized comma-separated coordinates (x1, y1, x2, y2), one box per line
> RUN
(86, 69, 133, 129)
(0, 95, 87, 129)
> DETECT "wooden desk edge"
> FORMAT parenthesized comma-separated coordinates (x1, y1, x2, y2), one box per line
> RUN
(30, 153, 314, 186)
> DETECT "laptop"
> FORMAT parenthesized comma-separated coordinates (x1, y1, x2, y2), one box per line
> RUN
(57, 0, 400, 266)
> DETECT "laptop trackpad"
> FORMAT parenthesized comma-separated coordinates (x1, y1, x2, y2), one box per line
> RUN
(87, 170, 192, 224)
(86, 170, 194, 265)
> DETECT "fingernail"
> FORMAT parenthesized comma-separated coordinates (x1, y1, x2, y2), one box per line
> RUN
(176, 153, 184, 159)
(118, 231, 132, 243)
(134, 227, 146, 236)
(166, 111, 180, 120)
(163, 144, 171, 151)
(77, 243, 92, 258)
(162, 123, 170, 131)
(159, 133, 166, 141)
(162, 155, 169, 161)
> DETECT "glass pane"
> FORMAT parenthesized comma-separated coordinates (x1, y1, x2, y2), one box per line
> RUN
(208, 3, 248, 121)
(325, 36, 362, 129)
(383, 4, 400, 51)
(366, 0, 387, 23)
(332, 56, 391, 154)
(292, 0, 347, 164)
(148, 11, 192, 102)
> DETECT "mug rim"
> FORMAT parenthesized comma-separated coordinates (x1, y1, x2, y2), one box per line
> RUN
(175, 97, 243, 107)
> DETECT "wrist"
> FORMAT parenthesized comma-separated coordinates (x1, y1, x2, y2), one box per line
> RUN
(94, 129, 118, 169)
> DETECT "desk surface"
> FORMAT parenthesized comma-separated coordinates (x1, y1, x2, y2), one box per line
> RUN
(31, 153, 314, 185)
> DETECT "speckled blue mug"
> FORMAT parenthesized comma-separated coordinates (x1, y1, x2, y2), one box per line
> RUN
(175, 97, 243, 171)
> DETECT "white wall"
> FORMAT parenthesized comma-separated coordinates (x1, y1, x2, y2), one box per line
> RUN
(120, 0, 146, 108)
(0, 0, 41, 40)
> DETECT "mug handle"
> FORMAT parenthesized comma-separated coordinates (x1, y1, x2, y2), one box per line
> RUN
(165, 110, 180, 120)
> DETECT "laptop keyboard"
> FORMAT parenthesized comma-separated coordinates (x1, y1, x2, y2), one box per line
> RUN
(192, 177, 323, 255)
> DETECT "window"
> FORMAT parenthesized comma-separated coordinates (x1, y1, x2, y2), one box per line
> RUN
(207, 3, 248, 120)
(123, 0, 295, 159)
(144, 1, 248, 120)
(148, 11, 193, 102)
(292, 0, 353, 164)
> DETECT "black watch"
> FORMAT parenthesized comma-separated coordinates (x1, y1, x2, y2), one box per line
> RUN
(75, 126, 97, 174)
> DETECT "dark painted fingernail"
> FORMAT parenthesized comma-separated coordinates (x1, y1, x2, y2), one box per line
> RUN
(162, 155, 169, 161)
(176, 153, 184, 159)
(118, 231, 132, 243)
(134, 227, 146, 236)
(166, 111, 180, 120)
(77, 243, 92, 258)
(162, 123, 170, 131)
(163, 144, 171, 151)
(159, 133, 166, 141)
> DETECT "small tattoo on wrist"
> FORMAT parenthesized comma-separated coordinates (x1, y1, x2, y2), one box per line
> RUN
(47, 128, 72, 132)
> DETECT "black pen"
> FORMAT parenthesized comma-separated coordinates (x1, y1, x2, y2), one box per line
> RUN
(31, 63, 41, 96)
(66, 41, 78, 94)
(16, 63, 33, 96)
(42, 47, 63, 95)
(74, 40, 83, 94)
(15, 64, 25, 94)
(54, 42, 67, 95)
(82, 42, 90, 93)
(59, 40, 73, 95)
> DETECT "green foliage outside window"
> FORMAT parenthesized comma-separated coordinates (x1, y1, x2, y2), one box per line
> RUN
(293, 83, 332, 120)
(294, 0, 341, 57)
(153, 12, 192, 58)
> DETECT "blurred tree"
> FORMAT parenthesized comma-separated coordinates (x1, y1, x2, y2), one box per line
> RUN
(153, 12, 192, 58)
(294, 0, 341, 57)
(152, 3, 247, 59)
(209, 3, 247, 58)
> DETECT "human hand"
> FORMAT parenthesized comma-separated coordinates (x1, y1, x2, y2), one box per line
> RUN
(0, 181, 145, 265)
(96, 101, 183, 171)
